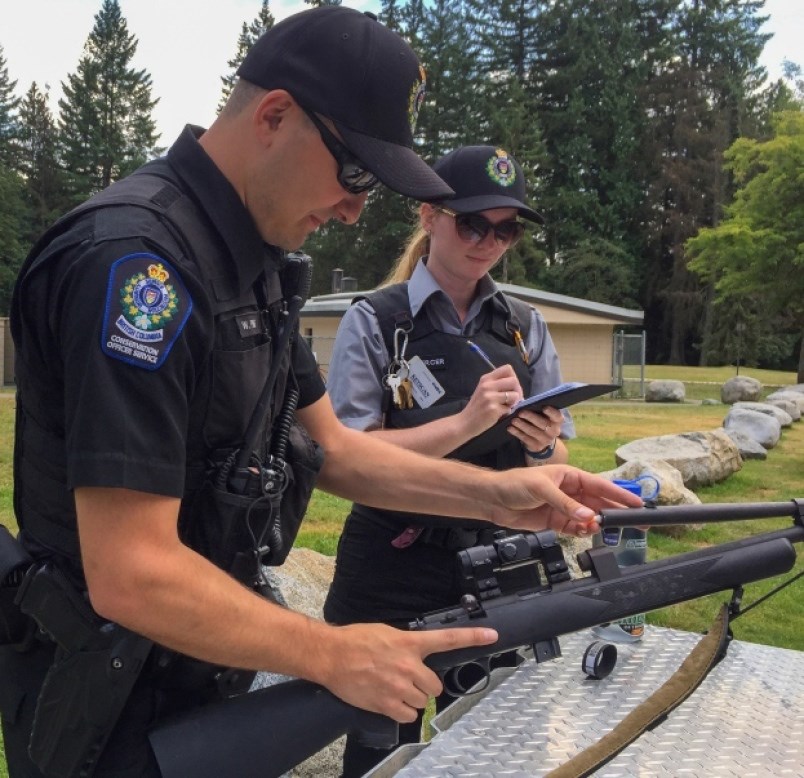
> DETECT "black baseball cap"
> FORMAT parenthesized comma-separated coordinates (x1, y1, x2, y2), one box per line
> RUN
(433, 146, 544, 223)
(236, 6, 453, 201)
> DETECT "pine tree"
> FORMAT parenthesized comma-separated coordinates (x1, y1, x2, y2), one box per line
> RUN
(58, 0, 160, 201)
(17, 82, 68, 245)
(0, 163, 26, 314)
(0, 44, 21, 169)
(409, 0, 483, 160)
(219, 0, 276, 111)
(644, 0, 771, 364)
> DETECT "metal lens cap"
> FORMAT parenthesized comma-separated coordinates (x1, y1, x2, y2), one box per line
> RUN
(582, 641, 618, 679)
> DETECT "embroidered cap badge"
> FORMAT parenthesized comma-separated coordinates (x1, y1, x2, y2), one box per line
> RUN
(486, 148, 517, 187)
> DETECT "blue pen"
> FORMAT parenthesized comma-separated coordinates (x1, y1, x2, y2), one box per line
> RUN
(467, 340, 496, 371)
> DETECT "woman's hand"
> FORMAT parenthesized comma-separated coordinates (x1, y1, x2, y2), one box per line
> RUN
(459, 364, 523, 439)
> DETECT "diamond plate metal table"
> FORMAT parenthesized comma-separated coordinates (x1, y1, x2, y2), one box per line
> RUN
(367, 626, 804, 777)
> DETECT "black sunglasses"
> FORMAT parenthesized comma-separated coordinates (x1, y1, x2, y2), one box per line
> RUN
(436, 207, 525, 247)
(303, 109, 379, 195)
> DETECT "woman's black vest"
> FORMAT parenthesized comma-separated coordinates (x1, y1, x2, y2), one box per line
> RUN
(11, 164, 301, 580)
(351, 282, 532, 532)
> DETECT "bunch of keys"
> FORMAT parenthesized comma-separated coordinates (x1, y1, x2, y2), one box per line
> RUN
(384, 326, 414, 409)
(384, 360, 413, 409)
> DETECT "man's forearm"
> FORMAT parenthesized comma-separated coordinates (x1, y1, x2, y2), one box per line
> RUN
(315, 423, 502, 520)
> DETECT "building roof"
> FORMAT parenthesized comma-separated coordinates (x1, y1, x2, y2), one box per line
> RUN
(301, 283, 643, 325)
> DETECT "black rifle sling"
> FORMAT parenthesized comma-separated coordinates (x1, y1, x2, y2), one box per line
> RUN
(546, 604, 732, 778)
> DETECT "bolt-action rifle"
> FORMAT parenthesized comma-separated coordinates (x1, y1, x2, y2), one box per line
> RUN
(149, 499, 803, 778)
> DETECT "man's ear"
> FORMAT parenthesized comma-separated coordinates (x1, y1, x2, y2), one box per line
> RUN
(253, 89, 298, 144)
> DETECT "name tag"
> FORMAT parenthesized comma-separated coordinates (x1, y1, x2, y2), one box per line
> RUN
(235, 313, 261, 338)
(408, 355, 445, 409)
(420, 355, 447, 370)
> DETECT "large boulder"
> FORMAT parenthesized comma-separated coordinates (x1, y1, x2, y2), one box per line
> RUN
(597, 459, 700, 507)
(645, 379, 686, 403)
(723, 428, 768, 460)
(597, 459, 701, 538)
(764, 397, 800, 421)
(732, 401, 794, 428)
(721, 376, 762, 404)
(614, 429, 742, 489)
(766, 390, 804, 414)
(723, 407, 782, 449)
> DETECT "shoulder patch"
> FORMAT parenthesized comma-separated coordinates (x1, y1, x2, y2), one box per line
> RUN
(101, 253, 192, 370)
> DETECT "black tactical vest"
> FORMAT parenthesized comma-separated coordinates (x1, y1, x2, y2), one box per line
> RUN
(351, 282, 532, 531)
(11, 163, 290, 575)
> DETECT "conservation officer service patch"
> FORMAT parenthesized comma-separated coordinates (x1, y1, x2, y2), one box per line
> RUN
(101, 253, 192, 370)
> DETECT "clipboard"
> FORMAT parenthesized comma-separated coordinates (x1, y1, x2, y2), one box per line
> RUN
(449, 382, 620, 459)
(508, 382, 621, 417)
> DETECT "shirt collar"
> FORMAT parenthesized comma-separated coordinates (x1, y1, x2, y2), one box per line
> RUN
(166, 125, 283, 294)
(407, 257, 499, 321)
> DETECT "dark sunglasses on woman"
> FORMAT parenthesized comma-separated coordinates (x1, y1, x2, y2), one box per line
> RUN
(303, 109, 379, 194)
(436, 206, 525, 246)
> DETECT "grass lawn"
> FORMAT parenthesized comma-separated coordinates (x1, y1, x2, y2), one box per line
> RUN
(0, 368, 802, 774)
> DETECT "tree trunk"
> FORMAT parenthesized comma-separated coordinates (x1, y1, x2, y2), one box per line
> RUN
(797, 330, 804, 384)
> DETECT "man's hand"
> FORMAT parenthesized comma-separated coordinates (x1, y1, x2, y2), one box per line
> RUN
(489, 465, 645, 536)
(318, 623, 498, 722)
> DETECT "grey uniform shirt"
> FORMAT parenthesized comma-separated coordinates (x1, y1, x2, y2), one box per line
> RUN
(327, 258, 576, 439)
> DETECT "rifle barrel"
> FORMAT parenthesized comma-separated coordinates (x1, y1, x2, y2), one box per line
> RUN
(600, 499, 803, 528)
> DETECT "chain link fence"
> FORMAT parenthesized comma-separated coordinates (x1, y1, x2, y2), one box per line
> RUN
(612, 330, 646, 398)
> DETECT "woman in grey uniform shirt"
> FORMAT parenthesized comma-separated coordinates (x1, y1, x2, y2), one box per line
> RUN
(324, 145, 575, 777)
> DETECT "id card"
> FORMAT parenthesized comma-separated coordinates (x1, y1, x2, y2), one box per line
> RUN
(408, 355, 445, 409)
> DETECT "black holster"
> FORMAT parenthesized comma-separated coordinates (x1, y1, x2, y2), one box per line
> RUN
(0, 524, 34, 646)
(14, 562, 152, 778)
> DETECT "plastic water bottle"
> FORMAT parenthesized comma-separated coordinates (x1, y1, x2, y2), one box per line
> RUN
(591, 476, 659, 643)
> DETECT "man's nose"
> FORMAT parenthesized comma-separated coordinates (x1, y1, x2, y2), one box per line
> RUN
(335, 190, 369, 225)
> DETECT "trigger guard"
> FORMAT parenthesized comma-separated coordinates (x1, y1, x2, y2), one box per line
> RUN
(442, 661, 491, 697)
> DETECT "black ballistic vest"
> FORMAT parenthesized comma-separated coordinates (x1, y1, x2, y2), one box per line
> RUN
(351, 282, 532, 531)
(11, 163, 290, 577)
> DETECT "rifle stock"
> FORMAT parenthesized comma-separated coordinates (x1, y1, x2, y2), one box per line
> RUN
(149, 678, 397, 778)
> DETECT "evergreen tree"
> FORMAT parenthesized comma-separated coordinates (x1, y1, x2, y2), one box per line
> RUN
(0, 44, 21, 169)
(687, 109, 804, 380)
(414, 0, 482, 159)
(17, 82, 68, 246)
(0, 163, 26, 314)
(219, 0, 276, 111)
(643, 0, 771, 364)
(511, 0, 680, 309)
(58, 0, 160, 201)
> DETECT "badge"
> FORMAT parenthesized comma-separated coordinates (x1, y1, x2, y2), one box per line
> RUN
(487, 148, 517, 187)
(409, 65, 427, 134)
(101, 254, 192, 370)
(407, 355, 446, 409)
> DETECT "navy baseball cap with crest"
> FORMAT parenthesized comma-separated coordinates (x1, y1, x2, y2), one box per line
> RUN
(432, 146, 544, 223)
(236, 6, 453, 201)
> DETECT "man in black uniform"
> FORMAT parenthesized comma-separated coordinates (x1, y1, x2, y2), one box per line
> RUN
(1, 7, 639, 776)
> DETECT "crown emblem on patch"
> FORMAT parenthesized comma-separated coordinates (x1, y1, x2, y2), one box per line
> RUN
(147, 263, 169, 283)
(486, 148, 517, 187)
